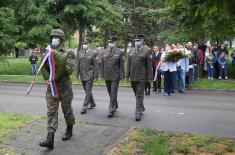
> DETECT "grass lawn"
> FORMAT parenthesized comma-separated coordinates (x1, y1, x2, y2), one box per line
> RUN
(1, 57, 235, 89)
(0, 57, 34, 75)
(0, 75, 131, 87)
(109, 129, 235, 155)
(1, 74, 235, 90)
(191, 78, 235, 90)
(0, 111, 36, 154)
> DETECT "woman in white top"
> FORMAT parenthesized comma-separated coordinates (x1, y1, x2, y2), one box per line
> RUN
(160, 47, 177, 96)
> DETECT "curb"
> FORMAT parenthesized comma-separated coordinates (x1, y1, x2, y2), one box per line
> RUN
(1, 81, 235, 92)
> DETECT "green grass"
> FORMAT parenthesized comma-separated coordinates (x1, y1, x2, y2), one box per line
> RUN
(110, 129, 235, 155)
(192, 78, 235, 90)
(0, 57, 34, 75)
(0, 75, 131, 86)
(1, 56, 235, 90)
(1, 74, 235, 90)
(0, 111, 36, 155)
(144, 134, 170, 155)
(0, 111, 36, 134)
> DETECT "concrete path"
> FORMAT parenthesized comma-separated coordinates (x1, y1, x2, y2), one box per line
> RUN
(1, 82, 235, 154)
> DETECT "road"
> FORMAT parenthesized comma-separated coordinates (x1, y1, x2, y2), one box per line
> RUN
(1, 82, 235, 138)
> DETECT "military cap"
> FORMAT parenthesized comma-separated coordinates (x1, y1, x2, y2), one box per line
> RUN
(50, 29, 65, 40)
(134, 34, 144, 41)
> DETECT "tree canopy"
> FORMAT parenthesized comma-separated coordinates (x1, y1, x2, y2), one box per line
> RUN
(1, 0, 235, 57)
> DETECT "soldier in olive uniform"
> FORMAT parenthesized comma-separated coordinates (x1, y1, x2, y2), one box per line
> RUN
(95, 45, 103, 78)
(39, 29, 75, 149)
(101, 35, 125, 118)
(126, 34, 153, 121)
(77, 39, 99, 114)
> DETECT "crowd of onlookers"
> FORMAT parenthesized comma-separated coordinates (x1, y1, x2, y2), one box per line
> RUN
(28, 41, 235, 96)
(147, 42, 235, 96)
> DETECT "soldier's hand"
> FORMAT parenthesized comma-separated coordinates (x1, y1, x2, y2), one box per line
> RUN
(44, 80, 50, 86)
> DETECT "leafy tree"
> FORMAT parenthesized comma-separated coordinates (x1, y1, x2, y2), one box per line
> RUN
(45, 0, 123, 49)
(0, 7, 19, 61)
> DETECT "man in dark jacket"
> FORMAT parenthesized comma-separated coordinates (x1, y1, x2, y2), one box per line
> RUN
(211, 43, 219, 78)
(29, 51, 38, 75)
(151, 45, 162, 92)
(101, 35, 125, 118)
(77, 39, 99, 114)
(186, 42, 199, 86)
(126, 34, 153, 121)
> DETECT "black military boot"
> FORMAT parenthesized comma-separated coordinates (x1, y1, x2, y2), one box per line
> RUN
(115, 101, 118, 110)
(108, 112, 114, 118)
(62, 125, 73, 141)
(135, 115, 142, 121)
(81, 109, 87, 114)
(89, 103, 96, 109)
(145, 89, 148, 96)
(39, 132, 54, 149)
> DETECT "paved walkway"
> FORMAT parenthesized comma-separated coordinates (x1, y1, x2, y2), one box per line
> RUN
(5, 120, 131, 155)
(1, 82, 235, 154)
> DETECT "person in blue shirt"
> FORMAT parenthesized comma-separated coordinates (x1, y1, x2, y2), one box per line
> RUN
(218, 52, 229, 80)
(176, 45, 189, 93)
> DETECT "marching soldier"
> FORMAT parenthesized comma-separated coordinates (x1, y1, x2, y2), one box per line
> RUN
(95, 45, 103, 78)
(101, 35, 125, 118)
(126, 34, 153, 121)
(39, 29, 75, 149)
(77, 39, 99, 114)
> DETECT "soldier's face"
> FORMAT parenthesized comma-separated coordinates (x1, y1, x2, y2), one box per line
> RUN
(51, 36, 61, 47)
(82, 43, 88, 49)
(108, 42, 115, 49)
(135, 41, 141, 48)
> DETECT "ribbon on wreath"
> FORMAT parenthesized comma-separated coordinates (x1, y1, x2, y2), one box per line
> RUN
(27, 45, 59, 98)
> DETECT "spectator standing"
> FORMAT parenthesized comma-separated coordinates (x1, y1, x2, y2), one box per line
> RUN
(194, 44, 204, 80)
(187, 42, 199, 84)
(29, 50, 38, 75)
(161, 50, 177, 96)
(151, 45, 162, 92)
(206, 50, 216, 80)
(218, 52, 229, 80)
(203, 47, 210, 74)
(211, 43, 219, 78)
(176, 46, 189, 93)
(231, 50, 235, 72)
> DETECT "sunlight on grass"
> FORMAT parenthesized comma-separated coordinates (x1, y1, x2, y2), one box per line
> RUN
(109, 129, 235, 155)
(0, 111, 35, 134)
